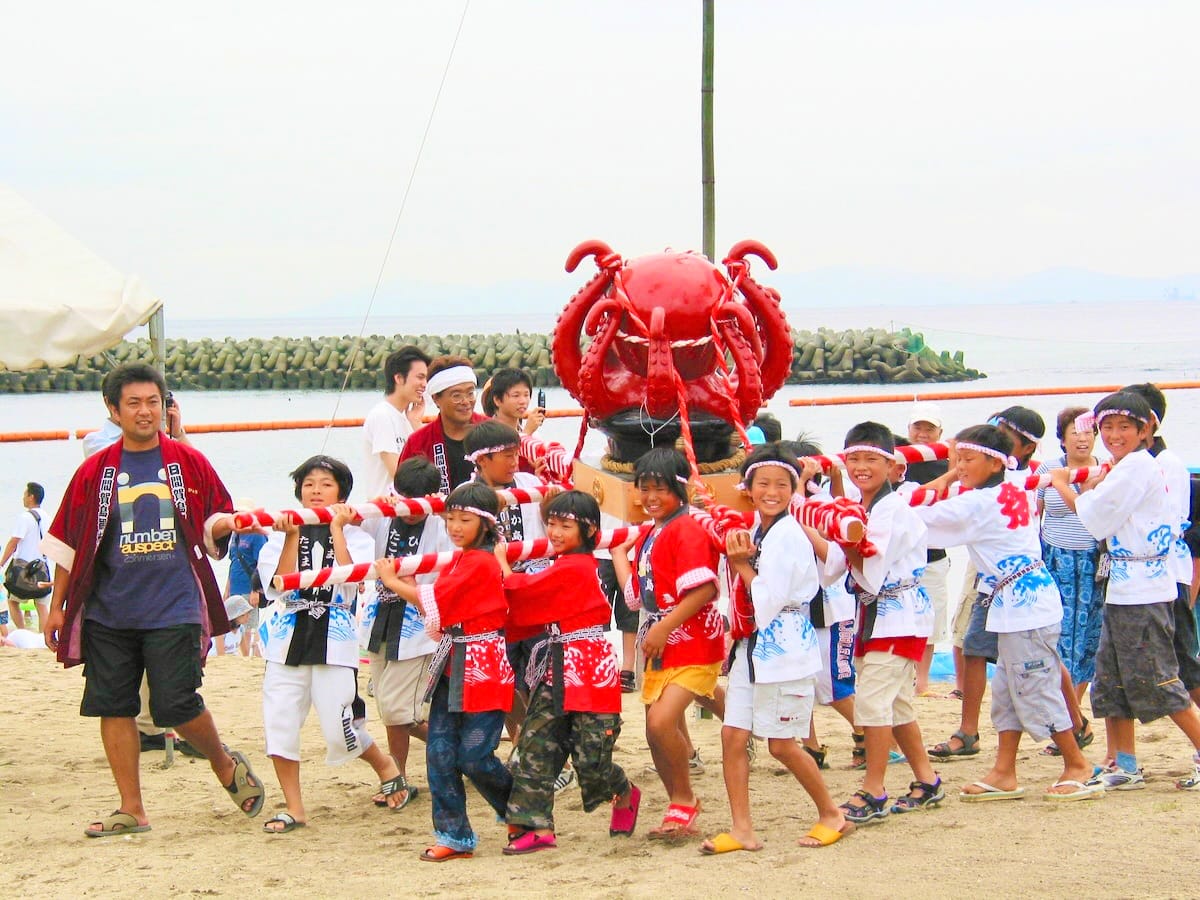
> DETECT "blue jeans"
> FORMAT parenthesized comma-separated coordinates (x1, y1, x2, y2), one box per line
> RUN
(426, 676, 512, 851)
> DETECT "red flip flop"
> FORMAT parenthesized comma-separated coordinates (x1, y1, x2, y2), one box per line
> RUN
(609, 784, 641, 837)
(419, 845, 473, 862)
(647, 800, 701, 840)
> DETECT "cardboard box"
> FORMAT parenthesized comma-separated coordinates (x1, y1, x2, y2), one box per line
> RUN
(573, 458, 751, 524)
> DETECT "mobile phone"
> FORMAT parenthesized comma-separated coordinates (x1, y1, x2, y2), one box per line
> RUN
(166, 391, 175, 408)
(537, 389, 546, 410)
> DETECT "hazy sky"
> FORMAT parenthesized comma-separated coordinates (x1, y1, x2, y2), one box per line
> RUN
(3, 1, 1197, 320)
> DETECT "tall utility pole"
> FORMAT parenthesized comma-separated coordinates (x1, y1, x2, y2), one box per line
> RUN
(701, 0, 715, 262)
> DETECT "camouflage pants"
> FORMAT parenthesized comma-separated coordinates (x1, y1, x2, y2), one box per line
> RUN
(505, 684, 628, 831)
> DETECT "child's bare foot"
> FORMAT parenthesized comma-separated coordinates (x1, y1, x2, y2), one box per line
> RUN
(960, 769, 1018, 795)
(796, 810, 851, 847)
(700, 828, 761, 854)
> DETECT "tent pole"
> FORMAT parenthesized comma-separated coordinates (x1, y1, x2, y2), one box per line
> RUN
(701, 0, 715, 262)
(149, 305, 165, 373)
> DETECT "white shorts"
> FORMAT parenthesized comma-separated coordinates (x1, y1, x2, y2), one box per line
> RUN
(263, 662, 374, 765)
(366, 652, 431, 727)
(923, 556, 951, 644)
(724, 643, 816, 740)
(991, 625, 1072, 740)
(854, 652, 917, 728)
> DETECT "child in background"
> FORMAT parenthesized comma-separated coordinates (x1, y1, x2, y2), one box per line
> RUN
(701, 445, 850, 854)
(464, 420, 556, 750)
(917, 425, 1097, 801)
(360, 457, 450, 811)
(611, 448, 725, 840)
(216, 594, 253, 656)
(497, 491, 639, 854)
(376, 482, 514, 861)
(818, 424, 942, 825)
(257, 455, 404, 833)
(1050, 392, 1200, 792)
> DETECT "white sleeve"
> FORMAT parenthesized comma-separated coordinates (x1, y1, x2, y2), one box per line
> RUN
(1075, 455, 1155, 541)
(344, 525, 378, 564)
(819, 542, 849, 589)
(364, 406, 403, 456)
(855, 498, 924, 594)
(257, 533, 286, 602)
(915, 492, 986, 550)
(750, 522, 817, 625)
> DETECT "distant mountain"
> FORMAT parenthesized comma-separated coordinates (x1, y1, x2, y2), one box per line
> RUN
(250, 267, 1200, 326)
(773, 267, 1200, 308)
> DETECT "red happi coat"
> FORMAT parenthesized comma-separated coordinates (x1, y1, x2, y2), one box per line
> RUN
(627, 512, 724, 669)
(41, 435, 233, 668)
(504, 552, 621, 714)
(417, 548, 514, 713)
(399, 413, 488, 493)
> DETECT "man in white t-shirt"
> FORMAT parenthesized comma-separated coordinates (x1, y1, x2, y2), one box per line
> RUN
(1, 482, 50, 630)
(361, 346, 431, 501)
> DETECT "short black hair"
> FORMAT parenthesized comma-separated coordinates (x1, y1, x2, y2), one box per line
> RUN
(102, 363, 166, 409)
(25, 482, 44, 504)
(844, 421, 895, 454)
(544, 490, 602, 551)
(739, 443, 801, 489)
(393, 456, 442, 499)
(751, 413, 783, 444)
(481, 368, 533, 417)
(384, 345, 431, 396)
(783, 432, 822, 458)
(463, 420, 521, 462)
(955, 423, 1013, 457)
(1094, 391, 1154, 427)
(991, 406, 1046, 442)
(290, 455, 354, 502)
(444, 481, 501, 548)
(1121, 383, 1166, 425)
(633, 448, 691, 504)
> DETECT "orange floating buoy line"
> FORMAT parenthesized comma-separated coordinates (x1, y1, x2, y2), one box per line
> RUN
(5, 382, 1198, 444)
(788, 381, 1200, 408)
(1, 407, 590, 444)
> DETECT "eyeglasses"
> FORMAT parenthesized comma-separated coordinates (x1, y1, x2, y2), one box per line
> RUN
(444, 390, 476, 404)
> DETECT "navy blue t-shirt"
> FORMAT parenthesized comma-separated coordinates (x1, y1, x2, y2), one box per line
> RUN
(86, 446, 201, 629)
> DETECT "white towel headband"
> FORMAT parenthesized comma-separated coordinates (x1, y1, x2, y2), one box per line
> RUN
(427, 365, 478, 398)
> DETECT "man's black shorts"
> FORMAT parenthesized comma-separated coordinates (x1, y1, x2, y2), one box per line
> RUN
(598, 558, 638, 634)
(81, 621, 205, 727)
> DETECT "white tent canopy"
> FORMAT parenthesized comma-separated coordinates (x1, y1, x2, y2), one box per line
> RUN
(0, 184, 161, 370)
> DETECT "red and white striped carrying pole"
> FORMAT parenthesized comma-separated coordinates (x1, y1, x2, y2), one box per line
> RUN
(234, 486, 556, 530)
(905, 464, 1109, 506)
(273, 523, 652, 592)
(808, 441, 950, 473)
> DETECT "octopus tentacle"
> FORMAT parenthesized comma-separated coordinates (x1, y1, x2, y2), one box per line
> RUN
(644, 306, 678, 420)
(552, 241, 620, 401)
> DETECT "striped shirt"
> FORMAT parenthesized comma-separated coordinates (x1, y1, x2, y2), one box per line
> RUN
(1036, 455, 1099, 551)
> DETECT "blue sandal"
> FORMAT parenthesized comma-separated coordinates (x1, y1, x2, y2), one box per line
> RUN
(840, 789, 889, 824)
(890, 777, 945, 813)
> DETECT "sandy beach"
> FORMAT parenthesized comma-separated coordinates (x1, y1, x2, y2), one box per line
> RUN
(0, 647, 1193, 899)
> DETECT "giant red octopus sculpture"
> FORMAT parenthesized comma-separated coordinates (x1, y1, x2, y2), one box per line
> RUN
(552, 240, 792, 463)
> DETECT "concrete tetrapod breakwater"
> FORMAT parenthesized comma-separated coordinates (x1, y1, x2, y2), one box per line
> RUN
(0, 327, 982, 393)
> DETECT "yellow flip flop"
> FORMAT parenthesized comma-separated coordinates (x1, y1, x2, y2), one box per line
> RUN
(798, 821, 855, 848)
(699, 832, 762, 855)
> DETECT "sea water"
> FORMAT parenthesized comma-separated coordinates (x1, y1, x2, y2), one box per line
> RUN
(3, 298, 1196, 593)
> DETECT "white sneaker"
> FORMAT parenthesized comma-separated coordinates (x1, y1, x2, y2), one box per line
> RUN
(1099, 767, 1145, 791)
(553, 766, 576, 793)
(688, 749, 705, 775)
(1175, 759, 1200, 791)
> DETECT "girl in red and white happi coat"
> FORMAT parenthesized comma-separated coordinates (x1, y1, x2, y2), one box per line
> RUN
(611, 448, 726, 841)
(376, 482, 514, 862)
(496, 491, 641, 855)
